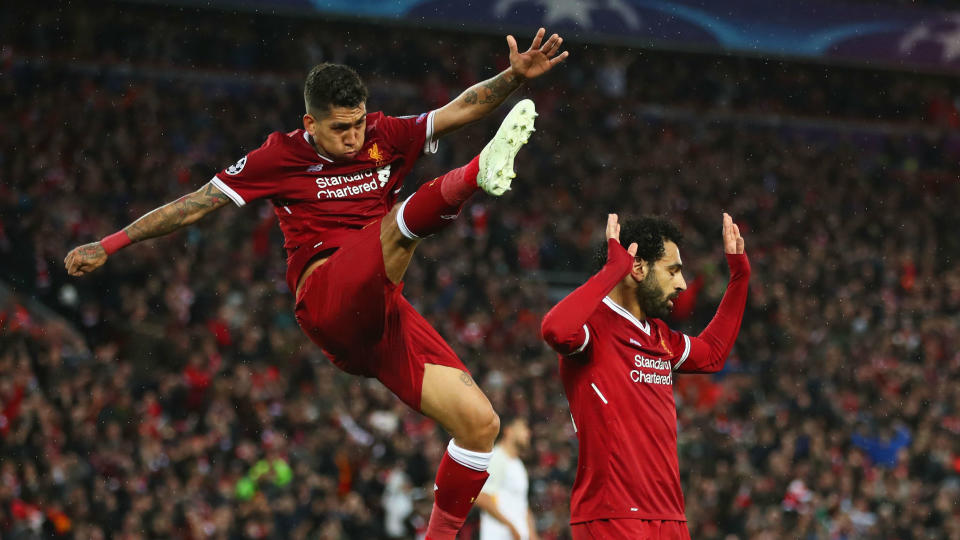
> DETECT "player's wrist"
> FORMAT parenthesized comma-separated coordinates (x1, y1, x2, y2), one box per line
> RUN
(504, 66, 526, 84)
(100, 230, 132, 255)
(724, 252, 751, 277)
(606, 238, 633, 268)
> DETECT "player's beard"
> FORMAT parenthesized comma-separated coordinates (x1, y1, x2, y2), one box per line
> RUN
(635, 272, 675, 320)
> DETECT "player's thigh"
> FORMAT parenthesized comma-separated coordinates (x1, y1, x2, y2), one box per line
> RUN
(420, 363, 499, 452)
(371, 292, 486, 424)
(380, 204, 420, 284)
(295, 225, 388, 353)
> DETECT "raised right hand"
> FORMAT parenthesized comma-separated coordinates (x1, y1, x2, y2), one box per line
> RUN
(606, 213, 638, 258)
(64, 242, 107, 276)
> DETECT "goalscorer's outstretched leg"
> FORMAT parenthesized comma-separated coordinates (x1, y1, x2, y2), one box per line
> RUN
(380, 99, 537, 283)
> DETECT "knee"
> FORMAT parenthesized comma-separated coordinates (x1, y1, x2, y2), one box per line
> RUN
(455, 406, 500, 452)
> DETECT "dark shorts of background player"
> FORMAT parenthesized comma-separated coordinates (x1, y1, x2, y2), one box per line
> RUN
(571, 519, 690, 540)
(294, 219, 469, 411)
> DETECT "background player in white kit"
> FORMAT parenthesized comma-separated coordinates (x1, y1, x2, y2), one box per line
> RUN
(476, 417, 538, 540)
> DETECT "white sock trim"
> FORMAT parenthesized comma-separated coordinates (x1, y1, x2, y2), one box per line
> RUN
(447, 440, 493, 472)
(396, 196, 422, 240)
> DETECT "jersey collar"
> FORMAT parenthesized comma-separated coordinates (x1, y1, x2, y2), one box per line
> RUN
(602, 296, 651, 336)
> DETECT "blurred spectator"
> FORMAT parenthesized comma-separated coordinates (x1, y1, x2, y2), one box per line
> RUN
(2, 2, 960, 539)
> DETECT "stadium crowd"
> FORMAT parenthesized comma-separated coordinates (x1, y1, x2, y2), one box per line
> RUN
(3, 3, 960, 539)
(5, 2, 960, 127)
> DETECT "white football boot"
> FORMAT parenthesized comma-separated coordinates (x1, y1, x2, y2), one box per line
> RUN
(477, 98, 537, 196)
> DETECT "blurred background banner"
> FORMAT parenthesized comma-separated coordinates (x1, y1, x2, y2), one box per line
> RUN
(147, 0, 960, 71)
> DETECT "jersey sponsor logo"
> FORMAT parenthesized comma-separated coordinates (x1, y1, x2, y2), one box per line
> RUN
(306, 164, 324, 172)
(629, 354, 673, 386)
(225, 156, 247, 175)
(315, 164, 392, 199)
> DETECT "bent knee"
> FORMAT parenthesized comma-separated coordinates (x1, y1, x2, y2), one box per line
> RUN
(455, 406, 500, 451)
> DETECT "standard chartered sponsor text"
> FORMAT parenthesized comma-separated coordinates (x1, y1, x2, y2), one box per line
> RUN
(629, 354, 673, 385)
(316, 165, 391, 199)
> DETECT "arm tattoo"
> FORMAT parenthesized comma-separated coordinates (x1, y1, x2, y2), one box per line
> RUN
(462, 71, 522, 106)
(459, 372, 475, 388)
(124, 181, 231, 242)
(78, 244, 104, 260)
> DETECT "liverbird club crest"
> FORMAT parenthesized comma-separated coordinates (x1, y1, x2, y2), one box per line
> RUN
(367, 143, 385, 165)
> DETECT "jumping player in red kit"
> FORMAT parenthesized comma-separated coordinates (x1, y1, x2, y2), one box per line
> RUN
(64, 29, 568, 539)
(541, 213, 750, 539)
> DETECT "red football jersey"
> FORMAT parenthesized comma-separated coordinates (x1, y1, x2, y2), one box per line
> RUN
(559, 296, 692, 524)
(210, 111, 437, 292)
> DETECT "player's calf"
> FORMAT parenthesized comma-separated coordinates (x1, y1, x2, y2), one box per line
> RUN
(420, 364, 501, 539)
(397, 99, 537, 240)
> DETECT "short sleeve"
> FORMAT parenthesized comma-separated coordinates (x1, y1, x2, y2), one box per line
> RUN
(210, 133, 283, 207)
(379, 111, 438, 159)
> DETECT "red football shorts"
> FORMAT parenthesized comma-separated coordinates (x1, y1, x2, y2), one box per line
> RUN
(294, 220, 468, 411)
(571, 519, 690, 540)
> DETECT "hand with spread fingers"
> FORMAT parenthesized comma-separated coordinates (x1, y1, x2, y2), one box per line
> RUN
(506, 27, 570, 81)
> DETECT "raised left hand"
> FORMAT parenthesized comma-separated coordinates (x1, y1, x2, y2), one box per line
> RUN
(507, 28, 570, 81)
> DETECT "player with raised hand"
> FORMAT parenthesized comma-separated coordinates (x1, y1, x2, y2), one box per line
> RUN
(65, 28, 568, 540)
(541, 213, 750, 539)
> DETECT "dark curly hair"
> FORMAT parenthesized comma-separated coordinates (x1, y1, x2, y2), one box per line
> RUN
(303, 63, 368, 117)
(593, 216, 683, 272)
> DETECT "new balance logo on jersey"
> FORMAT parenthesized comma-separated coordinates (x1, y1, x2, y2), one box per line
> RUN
(306, 164, 324, 173)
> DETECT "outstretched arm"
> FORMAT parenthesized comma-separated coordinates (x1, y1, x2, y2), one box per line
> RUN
(541, 214, 636, 356)
(675, 214, 751, 373)
(64, 181, 231, 276)
(432, 28, 569, 138)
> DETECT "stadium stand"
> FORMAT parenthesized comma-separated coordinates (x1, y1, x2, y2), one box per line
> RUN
(3, 2, 960, 538)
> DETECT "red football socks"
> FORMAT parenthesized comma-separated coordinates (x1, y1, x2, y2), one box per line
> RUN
(425, 442, 491, 539)
(398, 156, 480, 239)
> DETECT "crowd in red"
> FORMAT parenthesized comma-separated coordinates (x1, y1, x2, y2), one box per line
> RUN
(3, 3, 960, 539)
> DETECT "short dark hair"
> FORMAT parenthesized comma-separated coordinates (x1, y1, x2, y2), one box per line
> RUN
(303, 63, 368, 116)
(593, 216, 683, 271)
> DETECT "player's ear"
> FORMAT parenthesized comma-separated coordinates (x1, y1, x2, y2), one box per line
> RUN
(303, 113, 315, 135)
(630, 259, 647, 282)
